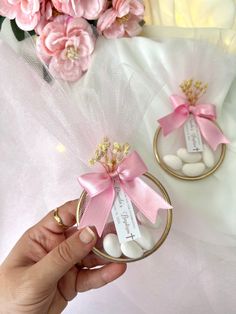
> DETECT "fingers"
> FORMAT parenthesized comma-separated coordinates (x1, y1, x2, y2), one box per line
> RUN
(66, 229, 110, 268)
(48, 290, 68, 314)
(58, 267, 78, 301)
(81, 253, 110, 268)
(37, 200, 78, 234)
(3, 201, 78, 268)
(76, 263, 127, 292)
(57, 262, 127, 304)
(65, 226, 78, 238)
(2, 231, 49, 269)
(30, 227, 96, 285)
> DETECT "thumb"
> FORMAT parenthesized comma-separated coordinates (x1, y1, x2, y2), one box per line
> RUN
(31, 227, 96, 285)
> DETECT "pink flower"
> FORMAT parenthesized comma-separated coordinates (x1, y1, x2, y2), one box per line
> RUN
(97, 0, 144, 38)
(35, 1, 54, 35)
(52, 0, 107, 19)
(0, 0, 41, 31)
(36, 15, 96, 81)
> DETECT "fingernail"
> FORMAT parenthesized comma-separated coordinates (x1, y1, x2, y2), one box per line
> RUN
(79, 227, 95, 244)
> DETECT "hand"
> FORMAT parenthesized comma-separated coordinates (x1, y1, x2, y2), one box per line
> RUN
(0, 201, 127, 314)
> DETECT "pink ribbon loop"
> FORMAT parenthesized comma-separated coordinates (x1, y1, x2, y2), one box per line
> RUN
(78, 151, 172, 237)
(158, 95, 229, 151)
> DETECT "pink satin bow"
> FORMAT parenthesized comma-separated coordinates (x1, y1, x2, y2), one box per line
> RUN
(158, 95, 229, 151)
(78, 151, 172, 236)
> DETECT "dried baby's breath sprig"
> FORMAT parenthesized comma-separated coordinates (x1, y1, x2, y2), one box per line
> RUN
(180, 79, 208, 105)
(89, 138, 130, 172)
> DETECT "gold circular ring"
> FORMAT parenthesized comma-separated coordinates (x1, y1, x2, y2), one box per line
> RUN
(153, 126, 226, 181)
(53, 208, 69, 229)
(76, 172, 173, 263)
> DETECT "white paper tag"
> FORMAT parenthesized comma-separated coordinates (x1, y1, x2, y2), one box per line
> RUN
(184, 115, 203, 153)
(111, 184, 141, 244)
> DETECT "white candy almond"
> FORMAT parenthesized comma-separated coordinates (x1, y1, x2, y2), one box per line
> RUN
(121, 241, 143, 259)
(103, 234, 122, 258)
(177, 148, 202, 163)
(202, 144, 215, 168)
(182, 162, 206, 177)
(163, 154, 183, 170)
(135, 225, 155, 250)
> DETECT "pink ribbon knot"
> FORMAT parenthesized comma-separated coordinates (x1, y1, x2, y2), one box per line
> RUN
(158, 95, 229, 151)
(78, 151, 172, 236)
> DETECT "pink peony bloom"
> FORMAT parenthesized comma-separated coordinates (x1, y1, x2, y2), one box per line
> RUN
(35, 1, 54, 35)
(0, 0, 41, 31)
(36, 15, 96, 81)
(97, 0, 144, 38)
(52, 0, 107, 19)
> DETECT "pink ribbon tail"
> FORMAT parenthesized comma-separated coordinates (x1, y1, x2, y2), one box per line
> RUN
(158, 105, 188, 136)
(78, 185, 115, 237)
(196, 116, 229, 151)
(121, 177, 172, 224)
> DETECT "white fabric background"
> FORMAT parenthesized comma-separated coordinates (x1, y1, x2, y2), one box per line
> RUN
(0, 24, 236, 314)
(144, 0, 236, 28)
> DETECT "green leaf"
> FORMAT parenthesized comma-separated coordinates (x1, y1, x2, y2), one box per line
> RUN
(28, 30, 36, 37)
(0, 16, 6, 30)
(10, 19, 25, 41)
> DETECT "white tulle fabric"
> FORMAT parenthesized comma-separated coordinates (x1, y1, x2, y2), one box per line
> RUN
(0, 34, 236, 314)
(146, 39, 236, 113)
(0, 35, 156, 251)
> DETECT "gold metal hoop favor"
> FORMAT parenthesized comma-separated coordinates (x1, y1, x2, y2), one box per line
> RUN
(76, 172, 173, 263)
(153, 127, 226, 181)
